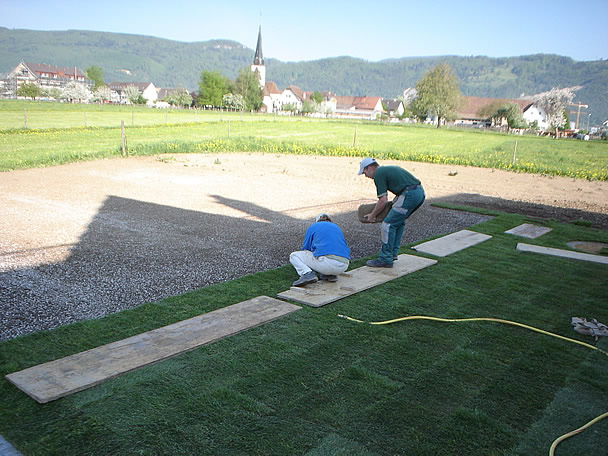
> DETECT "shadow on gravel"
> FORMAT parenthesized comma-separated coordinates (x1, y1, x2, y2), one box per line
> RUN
(0, 194, 491, 341)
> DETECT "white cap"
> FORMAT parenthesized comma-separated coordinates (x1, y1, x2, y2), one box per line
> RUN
(358, 157, 377, 175)
(315, 213, 330, 222)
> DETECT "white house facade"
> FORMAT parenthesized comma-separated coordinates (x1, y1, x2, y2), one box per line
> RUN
(108, 82, 157, 104)
(522, 104, 549, 130)
(281, 86, 303, 110)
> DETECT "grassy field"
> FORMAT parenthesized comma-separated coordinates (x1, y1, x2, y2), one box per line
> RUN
(0, 209, 607, 455)
(1, 100, 607, 180)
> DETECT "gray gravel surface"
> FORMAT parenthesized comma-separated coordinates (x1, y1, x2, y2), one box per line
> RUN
(2, 153, 606, 341)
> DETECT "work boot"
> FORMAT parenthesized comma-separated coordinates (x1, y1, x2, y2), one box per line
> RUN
(366, 259, 393, 268)
(319, 274, 338, 282)
(293, 271, 318, 287)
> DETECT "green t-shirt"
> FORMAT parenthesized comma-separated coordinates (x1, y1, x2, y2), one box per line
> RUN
(374, 166, 420, 198)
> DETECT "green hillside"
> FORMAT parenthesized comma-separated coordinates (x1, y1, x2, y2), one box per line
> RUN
(1, 27, 607, 124)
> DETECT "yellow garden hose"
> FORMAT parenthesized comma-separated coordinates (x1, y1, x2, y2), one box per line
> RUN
(338, 314, 608, 455)
(548, 411, 608, 455)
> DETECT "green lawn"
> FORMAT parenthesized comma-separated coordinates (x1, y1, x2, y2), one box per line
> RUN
(1, 210, 607, 455)
(1, 100, 607, 180)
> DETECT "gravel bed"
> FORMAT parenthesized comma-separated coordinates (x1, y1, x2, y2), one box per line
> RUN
(0, 202, 490, 341)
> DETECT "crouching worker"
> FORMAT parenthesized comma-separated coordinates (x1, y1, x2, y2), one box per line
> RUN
(289, 213, 351, 287)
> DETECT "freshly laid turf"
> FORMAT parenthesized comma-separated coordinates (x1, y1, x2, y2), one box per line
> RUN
(1, 209, 606, 455)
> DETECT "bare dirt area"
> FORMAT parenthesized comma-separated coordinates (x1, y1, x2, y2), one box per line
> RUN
(1, 153, 607, 341)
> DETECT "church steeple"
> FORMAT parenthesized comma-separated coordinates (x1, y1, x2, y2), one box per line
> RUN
(253, 26, 264, 66)
(250, 25, 266, 87)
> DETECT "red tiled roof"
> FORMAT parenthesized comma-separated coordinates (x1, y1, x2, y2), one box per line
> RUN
(336, 96, 382, 110)
(25, 62, 86, 78)
(459, 96, 533, 120)
(264, 81, 281, 95)
(286, 85, 304, 100)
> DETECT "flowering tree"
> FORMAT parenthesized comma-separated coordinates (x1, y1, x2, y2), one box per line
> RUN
(222, 93, 245, 111)
(534, 87, 574, 137)
(61, 81, 92, 103)
(93, 86, 112, 103)
(123, 85, 141, 104)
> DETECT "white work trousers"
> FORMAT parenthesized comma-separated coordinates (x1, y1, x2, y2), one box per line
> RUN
(289, 251, 349, 277)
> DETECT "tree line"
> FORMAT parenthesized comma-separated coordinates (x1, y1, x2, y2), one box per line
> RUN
(197, 68, 262, 111)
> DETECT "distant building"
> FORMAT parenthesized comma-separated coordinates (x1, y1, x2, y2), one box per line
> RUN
(383, 99, 405, 117)
(333, 96, 384, 120)
(262, 81, 283, 113)
(456, 96, 548, 130)
(108, 82, 157, 104)
(0, 61, 93, 98)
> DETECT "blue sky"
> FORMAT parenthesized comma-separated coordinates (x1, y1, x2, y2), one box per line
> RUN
(3, 0, 607, 62)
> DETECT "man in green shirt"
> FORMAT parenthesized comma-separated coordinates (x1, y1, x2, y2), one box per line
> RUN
(358, 157, 425, 267)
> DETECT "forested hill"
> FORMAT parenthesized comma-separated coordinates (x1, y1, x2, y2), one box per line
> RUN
(1, 27, 607, 123)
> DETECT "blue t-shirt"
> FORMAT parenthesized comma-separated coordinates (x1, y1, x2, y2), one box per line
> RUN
(302, 222, 351, 259)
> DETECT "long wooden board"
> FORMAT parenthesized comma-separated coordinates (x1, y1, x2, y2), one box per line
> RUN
(412, 230, 492, 257)
(6, 296, 301, 403)
(278, 254, 437, 307)
(516, 243, 608, 264)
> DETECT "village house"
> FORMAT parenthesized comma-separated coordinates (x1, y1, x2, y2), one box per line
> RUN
(282, 85, 305, 111)
(383, 99, 405, 118)
(261, 81, 283, 113)
(0, 61, 93, 98)
(333, 96, 384, 120)
(455, 96, 548, 130)
(108, 82, 157, 104)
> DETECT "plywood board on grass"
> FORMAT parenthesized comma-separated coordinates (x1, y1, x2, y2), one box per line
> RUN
(516, 243, 608, 264)
(6, 296, 301, 403)
(277, 254, 437, 307)
(505, 223, 552, 239)
(412, 230, 492, 257)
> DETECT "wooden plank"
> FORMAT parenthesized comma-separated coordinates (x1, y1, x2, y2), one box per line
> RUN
(505, 223, 552, 239)
(412, 230, 492, 257)
(516, 243, 608, 264)
(278, 254, 437, 307)
(6, 296, 301, 403)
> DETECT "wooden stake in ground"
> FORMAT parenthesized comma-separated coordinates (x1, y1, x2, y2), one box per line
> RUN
(121, 120, 127, 156)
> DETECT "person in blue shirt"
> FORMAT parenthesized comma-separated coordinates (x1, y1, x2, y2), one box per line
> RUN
(358, 157, 425, 268)
(289, 213, 351, 287)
